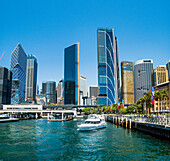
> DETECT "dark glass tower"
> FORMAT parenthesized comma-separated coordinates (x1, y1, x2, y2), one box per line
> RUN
(64, 43, 79, 105)
(42, 81, 56, 103)
(10, 43, 27, 104)
(0, 67, 12, 104)
(25, 55, 38, 100)
(97, 28, 120, 105)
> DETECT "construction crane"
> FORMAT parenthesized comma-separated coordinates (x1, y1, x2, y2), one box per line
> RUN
(0, 51, 5, 62)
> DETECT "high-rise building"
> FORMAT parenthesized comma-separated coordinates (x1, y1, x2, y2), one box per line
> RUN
(0, 67, 12, 104)
(89, 86, 99, 98)
(166, 60, 170, 81)
(25, 55, 38, 100)
(57, 79, 64, 105)
(134, 59, 153, 102)
(151, 65, 168, 86)
(88, 86, 99, 105)
(79, 75, 87, 105)
(64, 43, 79, 105)
(10, 43, 27, 104)
(97, 28, 120, 105)
(42, 81, 56, 104)
(121, 61, 134, 105)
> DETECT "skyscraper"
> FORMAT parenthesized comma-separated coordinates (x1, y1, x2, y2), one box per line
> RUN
(97, 28, 120, 105)
(88, 86, 99, 105)
(79, 75, 87, 105)
(10, 43, 27, 104)
(25, 55, 38, 100)
(57, 79, 64, 105)
(151, 65, 168, 86)
(166, 60, 170, 81)
(0, 67, 12, 104)
(121, 61, 134, 105)
(64, 43, 79, 105)
(42, 81, 56, 104)
(134, 59, 153, 102)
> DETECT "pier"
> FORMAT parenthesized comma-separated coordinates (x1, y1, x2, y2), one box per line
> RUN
(106, 115, 170, 140)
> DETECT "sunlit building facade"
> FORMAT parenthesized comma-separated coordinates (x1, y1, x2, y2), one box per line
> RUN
(64, 43, 79, 105)
(25, 55, 38, 100)
(97, 28, 120, 105)
(134, 59, 153, 102)
(166, 60, 170, 81)
(151, 65, 168, 86)
(121, 61, 134, 105)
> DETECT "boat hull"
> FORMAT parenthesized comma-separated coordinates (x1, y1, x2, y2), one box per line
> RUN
(77, 123, 107, 131)
(0, 118, 19, 123)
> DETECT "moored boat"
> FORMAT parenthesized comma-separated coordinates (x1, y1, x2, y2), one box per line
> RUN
(0, 114, 19, 123)
(77, 114, 107, 131)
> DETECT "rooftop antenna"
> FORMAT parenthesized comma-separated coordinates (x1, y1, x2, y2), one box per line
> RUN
(0, 51, 5, 62)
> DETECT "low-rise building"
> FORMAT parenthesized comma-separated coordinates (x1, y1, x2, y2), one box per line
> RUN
(151, 81, 170, 113)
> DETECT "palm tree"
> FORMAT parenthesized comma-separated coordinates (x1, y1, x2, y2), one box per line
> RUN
(160, 89, 168, 112)
(143, 92, 151, 114)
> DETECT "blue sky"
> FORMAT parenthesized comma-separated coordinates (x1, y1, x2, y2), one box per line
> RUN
(0, 0, 170, 89)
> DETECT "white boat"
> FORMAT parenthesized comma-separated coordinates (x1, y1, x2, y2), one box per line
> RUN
(77, 114, 107, 131)
(0, 114, 19, 123)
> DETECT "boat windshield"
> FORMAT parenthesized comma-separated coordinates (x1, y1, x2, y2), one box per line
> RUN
(85, 121, 100, 124)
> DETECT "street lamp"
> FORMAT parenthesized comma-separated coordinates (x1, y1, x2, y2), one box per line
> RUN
(166, 106, 169, 125)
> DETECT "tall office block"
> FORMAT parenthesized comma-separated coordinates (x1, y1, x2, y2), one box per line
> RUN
(25, 55, 38, 100)
(79, 75, 87, 105)
(134, 59, 153, 102)
(88, 86, 99, 105)
(64, 43, 79, 105)
(0, 67, 12, 104)
(121, 61, 134, 105)
(42, 81, 56, 103)
(166, 60, 170, 81)
(57, 79, 64, 105)
(97, 28, 120, 105)
(151, 65, 168, 86)
(10, 43, 27, 104)
(88, 86, 99, 98)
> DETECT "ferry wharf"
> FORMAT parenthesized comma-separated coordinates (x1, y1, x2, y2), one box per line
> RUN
(106, 115, 170, 140)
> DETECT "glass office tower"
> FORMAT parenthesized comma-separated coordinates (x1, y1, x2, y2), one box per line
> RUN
(97, 28, 120, 105)
(0, 67, 12, 104)
(10, 43, 27, 104)
(134, 59, 153, 102)
(42, 81, 56, 103)
(64, 43, 79, 105)
(25, 55, 38, 100)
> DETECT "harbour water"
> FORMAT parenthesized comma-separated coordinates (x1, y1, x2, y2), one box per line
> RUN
(0, 119, 170, 160)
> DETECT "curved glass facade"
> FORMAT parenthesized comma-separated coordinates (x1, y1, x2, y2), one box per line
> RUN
(97, 29, 119, 105)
